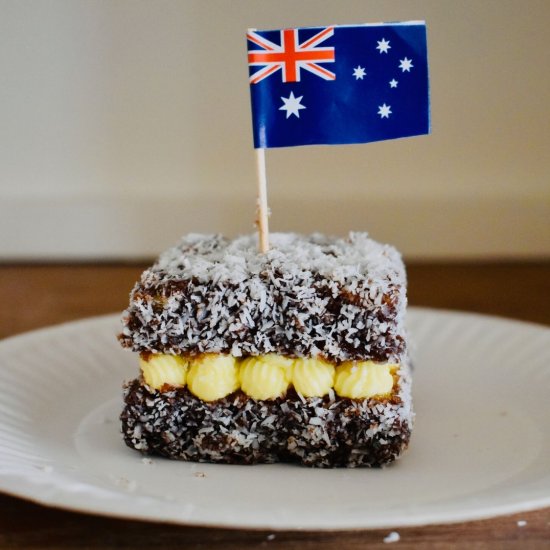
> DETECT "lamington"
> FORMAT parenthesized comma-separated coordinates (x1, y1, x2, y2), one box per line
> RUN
(119, 232, 412, 467)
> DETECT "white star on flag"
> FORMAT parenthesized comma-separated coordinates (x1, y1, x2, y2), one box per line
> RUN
(279, 91, 306, 118)
(389, 79, 398, 88)
(378, 103, 392, 118)
(352, 66, 366, 80)
(399, 57, 414, 72)
(376, 38, 391, 53)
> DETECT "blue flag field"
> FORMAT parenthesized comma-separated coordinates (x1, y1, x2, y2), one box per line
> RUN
(247, 22, 430, 149)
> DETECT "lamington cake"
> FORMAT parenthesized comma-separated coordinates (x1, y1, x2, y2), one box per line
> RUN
(119, 232, 412, 467)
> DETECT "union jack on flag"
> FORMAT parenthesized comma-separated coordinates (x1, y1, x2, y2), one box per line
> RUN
(247, 22, 430, 149)
(247, 27, 335, 84)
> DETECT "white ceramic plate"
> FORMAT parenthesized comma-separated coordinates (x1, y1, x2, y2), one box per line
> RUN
(0, 308, 548, 530)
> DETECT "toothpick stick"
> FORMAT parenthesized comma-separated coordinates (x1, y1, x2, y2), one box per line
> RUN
(255, 148, 270, 252)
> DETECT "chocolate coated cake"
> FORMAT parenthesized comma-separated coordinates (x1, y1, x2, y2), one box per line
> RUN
(119, 233, 413, 467)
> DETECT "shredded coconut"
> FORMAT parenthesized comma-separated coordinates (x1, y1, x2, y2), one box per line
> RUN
(120, 232, 407, 363)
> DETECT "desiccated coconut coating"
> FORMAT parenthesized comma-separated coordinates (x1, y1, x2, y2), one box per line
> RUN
(120, 365, 413, 468)
(119, 233, 407, 363)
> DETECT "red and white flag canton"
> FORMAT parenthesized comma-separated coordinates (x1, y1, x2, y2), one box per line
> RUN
(247, 27, 335, 84)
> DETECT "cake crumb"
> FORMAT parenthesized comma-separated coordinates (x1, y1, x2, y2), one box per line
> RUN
(194, 471, 206, 478)
(383, 531, 400, 543)
(517, 520, 527, 527)
(141, 457, 153, 465)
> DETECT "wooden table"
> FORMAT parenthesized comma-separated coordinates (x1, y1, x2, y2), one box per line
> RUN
(0, 263, 549, 549)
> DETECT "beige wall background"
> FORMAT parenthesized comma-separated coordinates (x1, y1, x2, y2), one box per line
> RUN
(0, 0, 549, 260)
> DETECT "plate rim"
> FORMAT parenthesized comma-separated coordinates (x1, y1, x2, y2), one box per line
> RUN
(0, 307, 549, 530)
(0, 478, 549, 531)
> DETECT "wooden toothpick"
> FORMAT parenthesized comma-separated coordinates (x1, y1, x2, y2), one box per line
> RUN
(255, 148, 270, 253)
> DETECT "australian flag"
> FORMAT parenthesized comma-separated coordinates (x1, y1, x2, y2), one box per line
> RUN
(247, 22, 430, 149)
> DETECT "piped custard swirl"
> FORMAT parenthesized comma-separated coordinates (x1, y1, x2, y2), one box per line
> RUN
(139, 353, 397, 402)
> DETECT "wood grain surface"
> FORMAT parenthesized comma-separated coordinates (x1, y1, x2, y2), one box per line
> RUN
(0, 262, 549, 549)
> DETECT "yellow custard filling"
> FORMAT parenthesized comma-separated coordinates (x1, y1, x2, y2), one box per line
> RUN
(186, 354, 240, 402)
(140, 354, 188, 389)
(139, 353, 397, 401)
(240, 355, 294, 400)
(334, 361, 395, 399)
(292, 358, 335, 397)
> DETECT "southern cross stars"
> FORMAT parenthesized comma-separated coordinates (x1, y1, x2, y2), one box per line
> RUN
(376, 38, 391, 54)
(279, 91, 306, 118)
(399, 57, 414, 72)
(378, 104, 392, 118)
(352, 66, 366, 80)
(278, 43, 413, 124)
